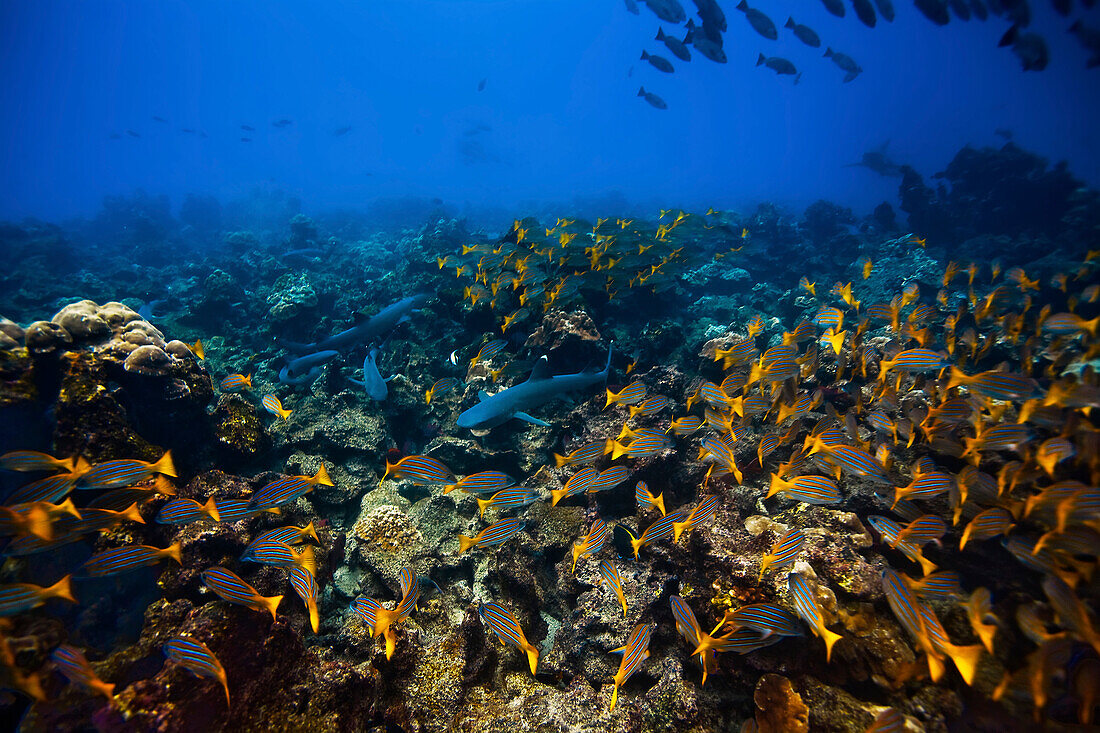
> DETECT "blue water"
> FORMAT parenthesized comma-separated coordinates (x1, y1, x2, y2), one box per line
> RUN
(2, 0, 1097, 224)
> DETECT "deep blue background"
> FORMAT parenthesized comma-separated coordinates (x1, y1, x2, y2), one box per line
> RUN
(1, 0, 1097, 223)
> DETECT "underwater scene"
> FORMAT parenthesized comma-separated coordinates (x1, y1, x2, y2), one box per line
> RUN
(2, 0, 1100, 731)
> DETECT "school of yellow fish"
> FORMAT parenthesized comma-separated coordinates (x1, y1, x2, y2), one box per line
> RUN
(3, 209, 1100, 728)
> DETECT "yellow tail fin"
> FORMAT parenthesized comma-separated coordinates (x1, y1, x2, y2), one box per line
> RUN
(203, 497, 221, 522)
(121, 502, 145, 524)
(313, 463, 333, 486)
(260, 593, 283, 622)
(822, 627, 843, 663)
(24, 505, 52, 541)
(549, 488, 569, 507)
(303, 520, 319, 543)
(944, 642, 983, 686)
(46, 575, 76, 603)
(153, 450, 177, 478)
(154, 474, 177, 495)
(553, 453, 569, 468)
(297, 545, 317, 576)
(524, 643, 539, 675)
(457, 534, 477, 554)
(163, 542, 183, 565)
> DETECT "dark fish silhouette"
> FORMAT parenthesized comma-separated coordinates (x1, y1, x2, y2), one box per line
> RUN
(692, 0, 726, 31)
(821, 0, 846, 16)
(624, 0, 640, 14)
(241, 125, 255, 131)
(273, 119, 293, 128)
(126, 130, 141, 138)
(685, 20, 727, 62)
(969, 0, 989, 20)
(656, 27, 691, 61)
(852, 0, 877, 27)
(874, 0, 896, 21)
(825, 47, 862, 81)
(478, 78, 487, 91)
(152, 116, 168, 123)
(999, 24, 1049, 71)
(845, 141, 904, 177)
(643, 0, 686, 23)
(1069, 19, 1100, 68)
(333, 126, 352, 136)
(756, 53, 797, 76)
(785, 17, 821, 47)
(240, 137, 252, 142)
(181, 128, 196, 133)
(914, 0, 950, 24)
(637, 86, 668, 109)
(641, 50, 675, 72)
(736, 0, 777, 40)
(948, 0, 972, 19)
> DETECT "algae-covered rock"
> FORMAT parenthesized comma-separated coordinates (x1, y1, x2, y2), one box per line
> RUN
(211, 394, 270, 468)
(266, 272, 318, 322)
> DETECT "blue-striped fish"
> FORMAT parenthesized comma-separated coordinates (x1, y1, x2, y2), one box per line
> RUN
(917, 601, 983, 686)
(867, 515, 938, 576)
(155, 496, 220, 524)
(444, 471, 516, 495)
(219, 373, 252, 391)
(381, 454, 455, 486)
(78, 450, 176, 489)
(695, 381, 732, 410)
(946, 367, 1038, 402)
(249, 464, 334, 509)
(877, 349, 950, 380)
(1036, 437, 1076, 477)
(554, 440, 611, 467)
(700, 626, 782, 655)
(891, 471, 954, 508)
(288, 566, 320, 634)
(672, 495, 719, 541)
(51, 645, 114, 698)
(812, 307, 844, 330)
(628, 395, 673, 418)
(966, 588, 997, 654)
(635, 481, 665, 516)
(80, 542, 182, 577)
(476, 487, 540, 516)
(261, 394, 292, 421)
(349, 597, 381, 630)
(717, 602, 803, 638)
(880, 569, 945, 680)
(608, 622, 655, 711)
(587, 465, 632, 493)
(757, 434, 781, 467)
(866, 410, 897, 442)
(891, 515, 947, 548)
(714, 339, 758, 369)
(0, 575, 76, 617)
(759, 528, 805, 580)
(668, 416, 704, 436)
(766, 473, 842, 505)
(623, 510, 686, 558)
(470, 339, 507, 366)
(807, 442, 889, 483)
(0, 450, 80, 473)
(550, 466, 599, 506)
(252, 522, 320, 547)
(599, 557, 627, 617)
(749, 345, 799, 384)
(0, 502, 54, 541)
(457, 517, 525, 554)
(609, 430, 671, 459)
(903, 570, 963, 600)
(241, 540, 316, 575)
(214, 499, 281, 523)
(865, 708, 905, 733)
(605, 381, 647, 409)
(4, 471, 82, 505)
(670, 595, 718, 685)
(782, 320, 817, 346)
(163, 637, 230, 705)
(788, 572, 843, 663)
(571, 519, 610, 572)
(478, 601, 539, 675)
(425, 377, 461, 404)
(201, 566, 283, 621)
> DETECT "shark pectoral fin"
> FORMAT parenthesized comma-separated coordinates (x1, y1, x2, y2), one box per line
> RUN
(478, 390, 491, 401)
(556, 394, 576, 405)
(514, 412, 550, 427)
(384, 375, 397, 382)
(349, 378, 366, 387)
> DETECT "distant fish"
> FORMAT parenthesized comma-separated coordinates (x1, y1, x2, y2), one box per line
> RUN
(656, 27, 691, 61)
(640, 49, 675, 73)
(820, 0, 846, 16)
(608, 622, 655, 710)
(599, 558, 628, 617)
(735, 0, 777, 40)
(241, 125, 255, 131)
(163, 637, 230, 706)
(152, 116, 168, 123)
(478, 601, 539, 674)
(333, 126, 352, 136)
(874, 0, 895, 22)
(642, 0, 686, 23)
(999, 25, 1049, 71)
(824, 47, 863, 82)
(477, 77, 487, 91)
(914, 0, 950, 25)
(1069, 20, 1100, 69)
(637, 86, 668, 109)
(685, 21, 728, 63)
(756, 53, 797, 76)
(126, 130, 141, 137)
(272, 118, 293, 127)
(788, 572, 843, 662)
(382, 454, 455, 486)
(852, 0, 877, 27)
(784, 17, 821, 47)
(425, 377, 462, 404)
(288, 566, 320, 633)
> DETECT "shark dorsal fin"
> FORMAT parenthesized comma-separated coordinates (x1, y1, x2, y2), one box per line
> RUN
(527, 356, 552, 382)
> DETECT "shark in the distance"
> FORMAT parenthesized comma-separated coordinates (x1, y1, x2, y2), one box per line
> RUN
(283, 294, 430, 354)
(844, 141, 904, 177)
(457, 344, 612, 433)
